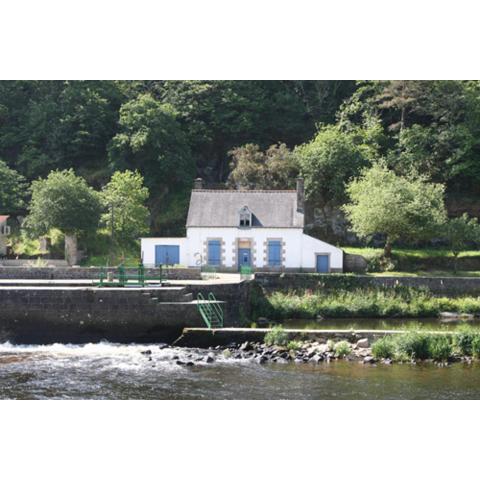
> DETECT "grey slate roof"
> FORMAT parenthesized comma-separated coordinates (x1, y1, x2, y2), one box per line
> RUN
(186, 190, 304, 228)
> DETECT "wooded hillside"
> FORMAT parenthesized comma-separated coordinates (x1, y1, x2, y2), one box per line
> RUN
(1, 80, 479, 239)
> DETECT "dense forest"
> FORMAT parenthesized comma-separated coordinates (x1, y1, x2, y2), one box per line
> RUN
(1, 80, 479, 243)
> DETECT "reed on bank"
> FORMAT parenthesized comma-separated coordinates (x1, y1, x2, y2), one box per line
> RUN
(260, 287, 480, 319)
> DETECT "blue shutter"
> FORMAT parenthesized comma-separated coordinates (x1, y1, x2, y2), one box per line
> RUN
(155, 245, 180, 266)
(268, 240, 282, 266)
(208, 240, 221, 266)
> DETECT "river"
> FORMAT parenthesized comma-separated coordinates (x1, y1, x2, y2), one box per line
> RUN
(1, 341, 479, 399)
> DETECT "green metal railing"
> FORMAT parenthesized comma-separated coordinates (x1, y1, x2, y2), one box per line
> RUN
(197, 292, 223, 328)
(95, 263, 163, 287)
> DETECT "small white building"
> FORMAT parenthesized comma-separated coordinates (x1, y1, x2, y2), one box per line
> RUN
(141, 179, 343, 273)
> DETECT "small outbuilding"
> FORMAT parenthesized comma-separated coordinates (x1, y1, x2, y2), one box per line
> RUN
(141, 179, 343, 272)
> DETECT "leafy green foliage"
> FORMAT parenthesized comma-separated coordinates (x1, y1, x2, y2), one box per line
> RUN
(372, 333, 454, 361)
(227, 143, 298, 189)
(334, 341, 351, 357)
(108, 94, 194, 193)
(371, 337, 396, 359)
(264, 325, 289, 346)
(100, 170, 150, 248)
(343, 162, 447, 255)
(257, 286, 480, 320)
(296, 125, 373, 208)
(0, 159, 27, 214)
(394, 331, 430, 360)
(427, 335, 453, 361)
(443, 214, 480, 271)
(24, 169, 101, 236)
(286, 340, 302, 351)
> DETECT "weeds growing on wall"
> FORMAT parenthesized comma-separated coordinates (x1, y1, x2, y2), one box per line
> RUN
(257, 286, 480, 320)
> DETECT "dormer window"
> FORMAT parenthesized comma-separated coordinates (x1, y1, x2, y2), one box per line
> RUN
(239, 206, 252, 228)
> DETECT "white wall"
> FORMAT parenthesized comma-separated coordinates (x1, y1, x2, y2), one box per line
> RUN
(140, 237, 188, 266)
(300, 234, 343, 270)
(186, 228, 343, 271)
(141, 230, 343, 271)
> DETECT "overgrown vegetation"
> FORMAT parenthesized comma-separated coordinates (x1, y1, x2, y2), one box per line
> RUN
(257, 286, 480, 320)
(334, 341, 351, 357)
(371, 327, 480, 361)
(264, 325, 289, 346)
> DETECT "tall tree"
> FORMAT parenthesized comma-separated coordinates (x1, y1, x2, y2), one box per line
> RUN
(24, 169, 101, 265)
(0, 159, 28, 214)
(343, 163, 447, 257)
(295, 124, 380, 235)
(101, 170, 150, 251)
(443, 214, 480, 272)
(228, 143, 298, 189)
(108, 94, 193, 192)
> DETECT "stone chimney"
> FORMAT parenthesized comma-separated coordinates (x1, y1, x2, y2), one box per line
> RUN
(296, 177, 304, 212)
(193, 178, 203, 190)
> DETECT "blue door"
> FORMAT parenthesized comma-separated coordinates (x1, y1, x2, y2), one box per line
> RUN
(155, 245, 180, 266)
(316, 254, 329, 273)
(238, 248, 251, 270)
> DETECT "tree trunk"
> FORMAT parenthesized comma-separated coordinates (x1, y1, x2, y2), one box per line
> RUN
(65, 234, 78, 266)
(384, 238, 393, 258)
(453, 253, 459, 274)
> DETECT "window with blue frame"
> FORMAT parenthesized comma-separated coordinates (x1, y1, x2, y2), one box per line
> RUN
(208, 240, 221, 266)
(268, 240, 282, 267)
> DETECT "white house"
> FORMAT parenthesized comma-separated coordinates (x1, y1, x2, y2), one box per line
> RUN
(141, 179, 343, 273)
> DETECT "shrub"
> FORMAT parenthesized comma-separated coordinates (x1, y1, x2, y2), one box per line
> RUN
(264, 325, 289, 346)
(367, 253, 397, 273)
(371, 336, 396, 359)
(334, 341, 351, 357)
(286, 340, 302, 351)
(453, 325, 477, 356)
(395, 331, 430, 360)
(427, 335, 452, 361)
(471, 335, 480, 358)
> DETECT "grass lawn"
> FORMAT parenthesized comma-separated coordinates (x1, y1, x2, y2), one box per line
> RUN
(343, 246, 480, 277)
(369, 271, 480, 278)
(343, 246, 480, 259)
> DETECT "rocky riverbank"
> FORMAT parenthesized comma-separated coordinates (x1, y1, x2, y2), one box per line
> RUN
(144, 335, 480, 367)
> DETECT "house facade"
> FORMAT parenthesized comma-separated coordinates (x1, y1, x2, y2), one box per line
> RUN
(141, 179, 343, 273)
(0, 215, 10, 256)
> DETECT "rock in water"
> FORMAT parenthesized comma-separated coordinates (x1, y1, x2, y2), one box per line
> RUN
(141, 349, 152, 355)
(356, 338, 369, 349)
(363, 356, 375, 364)
(222, 349, 232, 358)
(206, 353, 215, 363)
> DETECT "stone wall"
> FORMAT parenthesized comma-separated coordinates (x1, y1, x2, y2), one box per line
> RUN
(0, 266, 201, 280)
(185, 280, 253, 327)
(0, 280, 252, 343)
(0, 287, 204, 343)
(255, 272, 480, 296)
